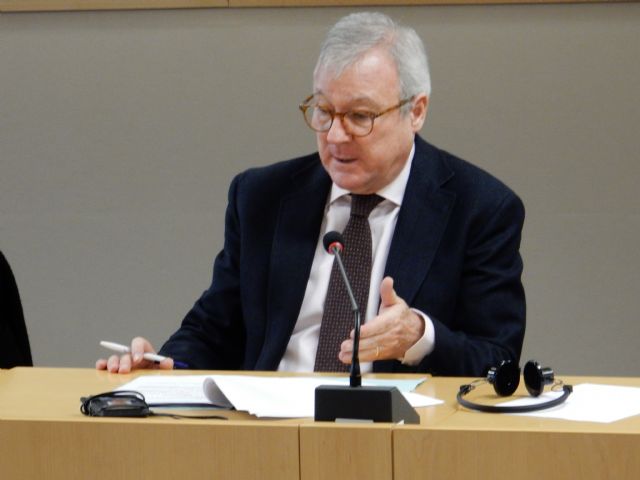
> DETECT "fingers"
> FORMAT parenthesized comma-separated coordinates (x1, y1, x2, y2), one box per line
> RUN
(379, 276, 399, 308)
(339, 341, 384, 364)
(338, 276, 424, 362)
(95, 336, 164, 374)
(102, 353, 132, 374)
(132, 337, 175, 370)
(130, 336, 154, 366)
(158, 357, 174, 370)
(96, 352, 173, 373)
(95, 352, 137, 373)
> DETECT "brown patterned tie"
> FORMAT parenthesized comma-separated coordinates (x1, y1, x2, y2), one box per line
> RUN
(314, 194, 384, 372)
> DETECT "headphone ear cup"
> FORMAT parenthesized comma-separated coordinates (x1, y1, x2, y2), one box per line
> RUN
(487, 360, 521, 396)
(523, 360, 555, 397)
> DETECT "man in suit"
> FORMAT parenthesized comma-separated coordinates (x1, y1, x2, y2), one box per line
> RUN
(97, 12, 525, 377)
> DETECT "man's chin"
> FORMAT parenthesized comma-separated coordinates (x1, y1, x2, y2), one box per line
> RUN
(332, 179, 375, 195)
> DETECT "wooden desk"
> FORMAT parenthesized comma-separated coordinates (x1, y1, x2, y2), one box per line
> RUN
(300, 372, 458, 480)
(396, 376, 640, 480)
(0, 368, 301, 479)
(1, 369, 639, 479)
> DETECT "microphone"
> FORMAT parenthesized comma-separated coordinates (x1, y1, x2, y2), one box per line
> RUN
(322, 231, 361, 387)
(322, 230, 344, 255)
(314, 231, 419, 424)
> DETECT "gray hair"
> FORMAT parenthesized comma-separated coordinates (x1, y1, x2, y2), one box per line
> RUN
(314, 12, 431, 102)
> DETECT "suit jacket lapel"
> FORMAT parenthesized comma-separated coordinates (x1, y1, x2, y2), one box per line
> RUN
(384, 137, 456, 306)
(259, 158, 331, 368)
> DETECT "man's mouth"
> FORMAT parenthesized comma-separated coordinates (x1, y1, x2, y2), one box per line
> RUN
(334, 156, 356, 164)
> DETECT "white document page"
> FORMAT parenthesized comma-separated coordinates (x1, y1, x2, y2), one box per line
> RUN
(498, 383, 640, 423)
(204, 375, 441, 418)
(116, 375, 224, 406)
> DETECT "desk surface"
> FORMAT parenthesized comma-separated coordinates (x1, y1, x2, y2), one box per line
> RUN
(398, 374, 640, 480)
(0, 368, 305, 479)
(1, 368, 639, 480)
(6, 367, 639, 428)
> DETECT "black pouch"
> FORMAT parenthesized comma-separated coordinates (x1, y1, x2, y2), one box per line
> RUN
(80, 390, 151, 417)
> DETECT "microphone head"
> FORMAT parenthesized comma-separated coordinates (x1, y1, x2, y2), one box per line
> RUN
(323, 231, 344, 254)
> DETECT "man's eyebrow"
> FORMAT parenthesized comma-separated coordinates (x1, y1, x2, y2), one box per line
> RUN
(312, 91, 380, 109)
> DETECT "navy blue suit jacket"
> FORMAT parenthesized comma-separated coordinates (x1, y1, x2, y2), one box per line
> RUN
(160, 136, 525, 376)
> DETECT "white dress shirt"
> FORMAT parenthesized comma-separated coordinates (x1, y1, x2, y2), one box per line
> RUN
(277, 144, 434, 372)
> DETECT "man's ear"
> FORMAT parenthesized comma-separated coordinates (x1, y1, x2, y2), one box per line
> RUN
(410, 93, 428, 132)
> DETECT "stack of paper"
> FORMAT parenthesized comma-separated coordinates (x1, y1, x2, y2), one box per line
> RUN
(117, 374, 441, 418)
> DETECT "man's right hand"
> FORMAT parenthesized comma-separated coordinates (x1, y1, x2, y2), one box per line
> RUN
(95, 336, 174, 374)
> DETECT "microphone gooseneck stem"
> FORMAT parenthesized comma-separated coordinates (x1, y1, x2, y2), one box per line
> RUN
(331, 246, 362, 388)
(350, 311, 362, 387)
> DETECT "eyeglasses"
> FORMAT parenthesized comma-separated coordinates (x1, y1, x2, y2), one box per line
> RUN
(299, 95, 413, 137)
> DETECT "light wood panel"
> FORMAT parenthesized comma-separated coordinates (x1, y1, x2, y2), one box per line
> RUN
(394, 375, 640, 480)
(0, 420, 300, 479)
(0, 0, 623, 12)
(0, 0, 226, 12)
(394, 429, 640, 480)
(2, 369, 639, 479)
(300, 423, 392, 480)
(0, 368, 300, 479)
(229, 0, 612, 6)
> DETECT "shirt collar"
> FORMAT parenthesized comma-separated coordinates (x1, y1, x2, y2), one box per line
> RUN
(329, 141, 415, 207)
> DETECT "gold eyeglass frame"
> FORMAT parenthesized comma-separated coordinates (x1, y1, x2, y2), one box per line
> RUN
(299, 95, 414, 137)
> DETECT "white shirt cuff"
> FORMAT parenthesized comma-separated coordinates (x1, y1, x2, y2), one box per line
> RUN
(400, 308, 435, 366)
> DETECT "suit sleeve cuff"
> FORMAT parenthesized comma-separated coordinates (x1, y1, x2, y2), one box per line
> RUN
(400, 308, 435, 366)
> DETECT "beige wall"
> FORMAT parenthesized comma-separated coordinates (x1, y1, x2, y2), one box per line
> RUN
(1, 4, 638, 375)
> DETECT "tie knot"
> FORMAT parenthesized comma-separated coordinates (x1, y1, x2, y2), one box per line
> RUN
(350, 194, 384, 218)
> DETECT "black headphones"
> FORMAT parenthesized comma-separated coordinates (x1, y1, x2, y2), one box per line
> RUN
(456, 360, 573, 413)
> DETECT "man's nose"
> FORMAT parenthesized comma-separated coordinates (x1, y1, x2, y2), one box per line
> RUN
(326, 115, 351, 143)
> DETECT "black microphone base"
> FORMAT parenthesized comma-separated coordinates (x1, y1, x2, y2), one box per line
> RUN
(314, 385, 420, 424)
